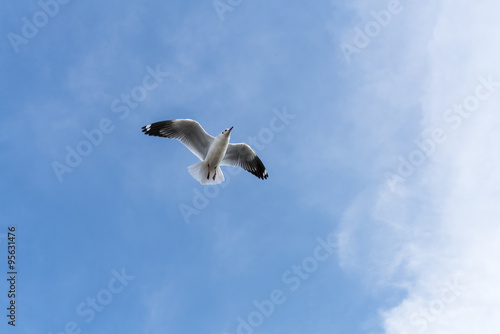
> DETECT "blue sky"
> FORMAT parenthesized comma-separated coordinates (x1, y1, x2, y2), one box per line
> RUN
(2, 0, 500, 333)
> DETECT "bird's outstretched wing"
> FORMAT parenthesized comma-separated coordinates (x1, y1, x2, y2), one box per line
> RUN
(142, 119, 214, 160)
(221, 143, 268, 180)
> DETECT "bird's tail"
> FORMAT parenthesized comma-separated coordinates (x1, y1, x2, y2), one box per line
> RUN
(187, 161, 225, 185)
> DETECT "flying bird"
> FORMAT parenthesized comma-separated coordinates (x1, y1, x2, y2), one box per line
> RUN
(141, 119, 268, 185)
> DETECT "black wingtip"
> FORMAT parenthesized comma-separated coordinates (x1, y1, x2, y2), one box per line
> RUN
(141, 120, 176, 138)
(141, 124, 156, 136)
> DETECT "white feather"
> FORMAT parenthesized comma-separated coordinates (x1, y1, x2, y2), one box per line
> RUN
(188, 161, 225, 185)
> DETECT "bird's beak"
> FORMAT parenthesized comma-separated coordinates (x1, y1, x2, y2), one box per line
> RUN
(229, 126, 234, 133)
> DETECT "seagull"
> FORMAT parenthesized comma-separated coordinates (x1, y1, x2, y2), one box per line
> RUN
(141, 119, 268, 185)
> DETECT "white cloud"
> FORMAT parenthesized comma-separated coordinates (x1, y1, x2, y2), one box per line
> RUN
(336, 1, 500, 333)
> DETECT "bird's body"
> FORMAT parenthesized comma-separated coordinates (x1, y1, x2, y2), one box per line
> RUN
(187, 128, 232, 184)
(142, 119, 268, 185)
(206, 131, 231, 169)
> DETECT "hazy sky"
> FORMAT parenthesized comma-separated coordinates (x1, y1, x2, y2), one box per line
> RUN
(1, 0, 500, 333)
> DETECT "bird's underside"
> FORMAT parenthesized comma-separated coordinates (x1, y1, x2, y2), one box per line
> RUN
(142, 119, 268, 184)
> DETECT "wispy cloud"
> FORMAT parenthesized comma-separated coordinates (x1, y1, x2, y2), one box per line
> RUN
(335, 1, 500, 333)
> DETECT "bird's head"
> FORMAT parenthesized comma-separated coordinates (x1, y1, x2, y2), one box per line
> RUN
(220, 126, 233, 137)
